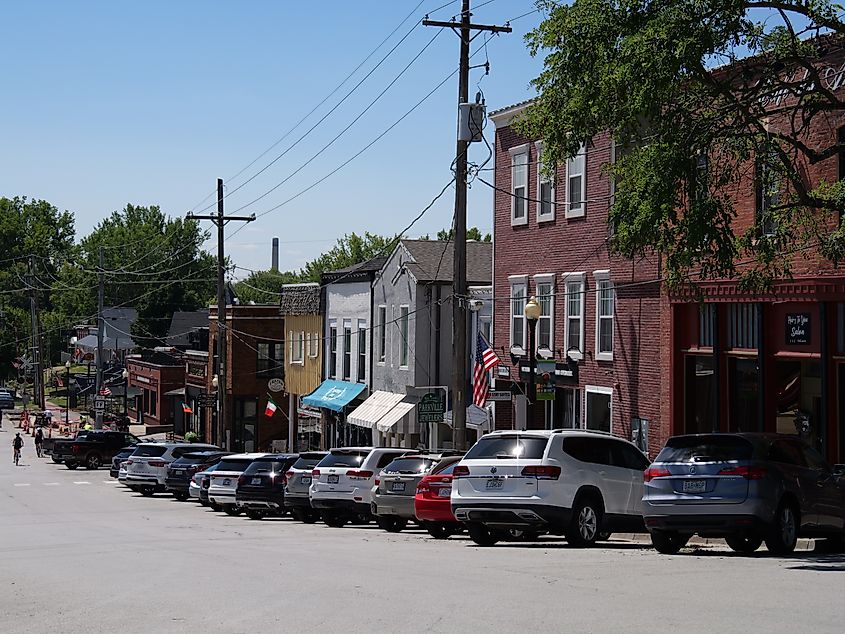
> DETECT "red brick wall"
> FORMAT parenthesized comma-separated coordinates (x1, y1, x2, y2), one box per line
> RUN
(492, 122, 669, 456)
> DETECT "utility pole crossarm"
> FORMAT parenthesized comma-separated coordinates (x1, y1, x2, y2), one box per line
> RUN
(186, 212, 256, 223)
(421, 19, 511, 34)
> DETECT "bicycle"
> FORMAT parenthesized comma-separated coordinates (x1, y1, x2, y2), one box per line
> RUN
(14, 447, 20, 466)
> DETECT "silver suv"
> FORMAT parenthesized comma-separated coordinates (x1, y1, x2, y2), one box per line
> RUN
(643, 433, 845, 555)
(284, 451, 327, 523)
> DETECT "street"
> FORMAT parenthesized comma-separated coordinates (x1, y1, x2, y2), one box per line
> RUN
(0, 428, 843, 633)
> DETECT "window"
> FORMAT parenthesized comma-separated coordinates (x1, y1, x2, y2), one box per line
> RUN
(509, 277, 527, 352)
(329, 325, 337, 378)
(594, 271, 614, 360)
(510, 146, 529, 225)
(585, 386, 612, 433)
(307, 333, 318, 358)
(699, 304, 715, 348)
(342, 324, 352, 380)
(357, 323, 367, 383)
(377, 305, 387, 363)
(563, 273, 585, 359)
(398, 306, 410, 367)
(566, 143, 586, 218)
(289, 331, 304, 364)
(479, 317, 492, 344)
(728, 303, 759, 349)
(556, 387, 581, 428)
(839, 126, 845, 226)
(535, 142, 555, 221)
(534, 275, 554, 354)
(257, 341, 284, 377)
(755, 151, 779, 237)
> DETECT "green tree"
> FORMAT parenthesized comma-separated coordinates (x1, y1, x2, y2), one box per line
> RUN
(234, 268, 301, 304)
(298, 232, 394, 281)
(419, 226, 491, 242)
(0, 197, 76, 378)
(520, 0, 845, 286)
(53, 204, 216, 347)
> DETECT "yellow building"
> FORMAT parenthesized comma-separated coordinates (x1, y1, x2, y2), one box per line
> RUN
(280, 284, 323, 450)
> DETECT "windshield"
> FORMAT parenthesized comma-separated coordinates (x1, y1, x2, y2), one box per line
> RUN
(132, 445, 167, 458)
(656, 435, 754, 463)
(198, 463, 219, 475)
(244, 460, 288, 475)
(382, 457, 436, 474)
(317, 451, 368, 468)
(464, 436, 549, 460)
(291, 455, 324, 470)
(215, 459, 254, 472)
(171, 454, 208, 466)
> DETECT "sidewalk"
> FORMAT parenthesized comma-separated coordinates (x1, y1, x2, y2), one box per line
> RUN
(612, 532, 815, 551)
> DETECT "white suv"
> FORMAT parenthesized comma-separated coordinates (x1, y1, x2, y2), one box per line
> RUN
(309, 447, 413, 527)
(207, 453, 271, 515)
(124, 442, 218, 496)
(451, 430, 651, 547)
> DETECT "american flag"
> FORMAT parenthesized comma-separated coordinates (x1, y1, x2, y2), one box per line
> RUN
(472, 333, 500, 407)
(99, 385, 111, 396)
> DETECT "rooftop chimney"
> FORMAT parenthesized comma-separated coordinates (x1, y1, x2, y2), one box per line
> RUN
(271, 237, 279, 271)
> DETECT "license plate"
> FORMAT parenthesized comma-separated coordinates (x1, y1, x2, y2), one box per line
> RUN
(251, 477, 262, 485)
(485, 478, 504, 490)
(327, 474, 339, 484)
(391, 481, 406, 492)
(437, 486, 452, 497)
(223, 479, 231, 486)
(174, 470, 184, 476)
(301, 476, 311, 485)
(682, 479, 706, 493)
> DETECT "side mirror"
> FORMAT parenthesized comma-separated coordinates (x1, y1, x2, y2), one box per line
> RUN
(832, 464, 845, 477)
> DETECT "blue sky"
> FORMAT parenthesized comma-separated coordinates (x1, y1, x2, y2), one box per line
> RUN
(0, 1, 544, 276)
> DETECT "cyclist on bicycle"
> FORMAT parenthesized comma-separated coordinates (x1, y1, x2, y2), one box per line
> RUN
(12, 432, 24, 464)
(34, 427, 44, 458)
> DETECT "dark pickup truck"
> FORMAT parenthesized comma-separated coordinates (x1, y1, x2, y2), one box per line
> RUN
(53, 430, 141, 470)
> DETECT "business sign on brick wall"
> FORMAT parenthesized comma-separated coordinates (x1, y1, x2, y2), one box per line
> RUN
(785, 313, 811, 345)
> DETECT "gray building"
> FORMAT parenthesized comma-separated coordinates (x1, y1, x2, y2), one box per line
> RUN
(357, 240, 492, 448)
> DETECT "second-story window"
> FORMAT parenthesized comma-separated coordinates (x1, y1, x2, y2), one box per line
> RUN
(756, 150, 779, 238)
(839, 126, 845, 226)
(257, 341, 284, 377)
(511, 146, 529, 226)
(377, 305, 386, 363)
(289, 331, 304, 364)
(595, 271, 614, 361)
(357, 324, 367, 382)
(534, 275, 554, 354)
(399, 306, 410, 368)
(509, 277, 527, 353)
(563, 272, 584, 359)
(343, 324, 352, 380)
(566, 143, 586, 218)
(329, 325, 337, 378)
(536, 142, 555, 222)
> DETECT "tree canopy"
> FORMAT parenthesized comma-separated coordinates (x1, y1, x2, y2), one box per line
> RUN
(520, 0, 845, 286)
(420, 226, 491, 242)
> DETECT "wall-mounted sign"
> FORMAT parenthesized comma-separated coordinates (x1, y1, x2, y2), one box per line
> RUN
(196, 393, 217, 408)
(418, 392, 445, 424)
(268, 377, 285, 393)
(496, 366, 510, 377)
(536, 361, 556, 401)
(487, 390, 513, 402)
(785, 313, 811, 345)
(93, 396, 107, 412)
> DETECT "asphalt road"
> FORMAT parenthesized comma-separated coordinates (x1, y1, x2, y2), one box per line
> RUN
(1, 428, 843, 633)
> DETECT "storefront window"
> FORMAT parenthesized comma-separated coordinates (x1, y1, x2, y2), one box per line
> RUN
(554, 387, 581, 429)
(728, 357, 758, 432)
(775, 359, 822, 449)
(684, 355, 715, 434)
(585, 387, 612, 432)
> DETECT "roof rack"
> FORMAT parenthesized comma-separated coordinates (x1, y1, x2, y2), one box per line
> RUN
(550, 428, 616, 436)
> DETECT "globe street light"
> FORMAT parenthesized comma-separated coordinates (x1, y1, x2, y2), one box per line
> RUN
(524, 296, 542, 430)
(122, 368, 129, 424)
(65, 360, 71, 429)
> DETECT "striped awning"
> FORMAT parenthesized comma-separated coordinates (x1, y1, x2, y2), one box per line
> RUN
(347, 391, 406, 429)
(375, 399, 417, 432)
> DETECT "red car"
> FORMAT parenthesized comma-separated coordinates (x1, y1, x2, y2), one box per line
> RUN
(414, 460, 462, 539)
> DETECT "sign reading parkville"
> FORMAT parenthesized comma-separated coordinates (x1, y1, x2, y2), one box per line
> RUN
(418, 392, 445, 424)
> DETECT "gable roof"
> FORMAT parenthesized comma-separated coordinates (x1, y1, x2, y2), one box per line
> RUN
(167, 310, 209, 346)
(279, 283, 321, 315)
(398, 240, 492, 285)
(321, 255, 388, 284)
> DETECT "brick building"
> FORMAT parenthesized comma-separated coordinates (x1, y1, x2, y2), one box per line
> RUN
(669, 44, 845, 463)
(490, 102, 667, 456)
(126, 350, 186, 432)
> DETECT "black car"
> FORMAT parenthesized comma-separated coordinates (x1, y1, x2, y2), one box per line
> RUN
(235, 454, 300, 519)
(165, 451, 229, 501)
(110, 447, 136, 478)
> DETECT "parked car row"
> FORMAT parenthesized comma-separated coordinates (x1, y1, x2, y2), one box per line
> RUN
(55, 428, 845, 555)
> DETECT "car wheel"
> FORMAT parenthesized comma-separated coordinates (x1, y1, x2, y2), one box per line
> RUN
(140, 487, 155, 497)
(377, 516, 408, 533)
(246, 509, 264, 520)
(210, 502, 222, 512)
(725, 534, 763, 554)
(322, 512, 346, 528)
(426, 523, 454, 540)
(765, 502, 799, 555)
(199, 500, 210, 507)
(51, 456, 62, 464)
(302, 509, 320, 524)
(65, 461, 79, 470)
(597, 531, 612, 542)
(566, 496, 603, 547)
(85, 453, 101, 470)
(173, 492, 189, 501)
(650, 530, 689, 555)
(224, 506, 242, 517)
(467, 523, 499, 547)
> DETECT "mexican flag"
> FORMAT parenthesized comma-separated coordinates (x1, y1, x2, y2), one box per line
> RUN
(264, 397, 279, 418)
(182, 402, 193, 414)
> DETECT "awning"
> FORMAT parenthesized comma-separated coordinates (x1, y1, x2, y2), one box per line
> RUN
(376, 399, 417, 432)
(347, 391, 405, 429)
(301, 379, 366, 412)
(164, 387, 186, 397)
(445, 404, 492, 429)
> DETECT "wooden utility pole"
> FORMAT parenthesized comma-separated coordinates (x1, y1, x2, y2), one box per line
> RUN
(187, 179, 254, 449)
(95, 246, 105, 429)
(28, 256, 45, 411)
(424, 1, 510, 450)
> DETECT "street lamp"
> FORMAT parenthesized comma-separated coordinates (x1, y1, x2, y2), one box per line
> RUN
(65, 360, 71, 429)
(524, 296, 542, 430)
(211, 375, 219, 447)
(122, 368, 129, 423)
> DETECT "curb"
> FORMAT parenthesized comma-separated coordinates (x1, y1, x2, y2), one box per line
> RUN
(613, 533, 815, 551)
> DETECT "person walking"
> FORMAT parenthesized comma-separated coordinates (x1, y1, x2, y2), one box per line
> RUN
(34, 427, 44, 458)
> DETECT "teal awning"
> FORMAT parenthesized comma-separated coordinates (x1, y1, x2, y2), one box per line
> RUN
(302, 380, 366, 412)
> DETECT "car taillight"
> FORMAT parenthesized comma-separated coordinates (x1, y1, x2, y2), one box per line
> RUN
(71, 444, 81, 454)
(285, 470, 294, 480)
(643, 466, 672, 482)
(148, 460, 168, 468)
(452, 465, 470, 478)
(347, 470, 373, 479)
(312, 469, 321, 476)
(374, 478, 380, 486)
(237, 475, 247, 486)
(416, 482, 429, 495)
(719, 466, 767, 480)
(127, 459, 134, 465)
(521, 465, 561, 480)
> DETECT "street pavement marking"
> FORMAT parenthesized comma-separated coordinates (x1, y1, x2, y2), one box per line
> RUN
(13, 483, 31, 487)
(44, 483, 60, 486)
(102, 480, 114, 484)
(73, 481, 91, 485)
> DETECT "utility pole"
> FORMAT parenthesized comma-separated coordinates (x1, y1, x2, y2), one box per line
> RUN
(424, 1, 510, 450)
(95, 245, 105, 429)
(187, 179, 254, 450)
(28, 256, 44, 411)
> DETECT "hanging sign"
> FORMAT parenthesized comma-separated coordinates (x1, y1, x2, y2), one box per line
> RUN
(785, 313, 811, 345)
